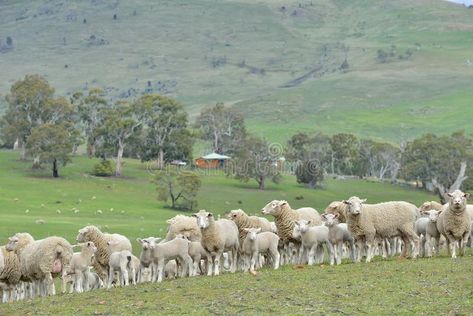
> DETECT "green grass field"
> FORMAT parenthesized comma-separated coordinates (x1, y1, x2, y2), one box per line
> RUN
(1, 0, 473, 142)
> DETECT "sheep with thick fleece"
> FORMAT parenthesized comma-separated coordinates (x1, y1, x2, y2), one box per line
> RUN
(165, 215, 201, 242)
(0, 246, 21, 303)
(321, 213, 355, 265)
(262, 200, 322, 243)
(341, 197, 419, 263)
(6, 233, 73, 296)
(68, 242, 97, 293)
(227, 209, 273, 243)
(419, 201, 443, 213)
(436, 190, 471, 259)
(292, 220, 331, 265)
(147, 237, 192, 282)
(193, 210, 239, 276)
(323, 201, 348, 223)
(241, 228, 280, 272)
(423, 209, 443, 257)
(76, 226, 131, 282)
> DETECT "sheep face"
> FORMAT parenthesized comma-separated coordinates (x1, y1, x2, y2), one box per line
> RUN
(193, 211, 213, 229)
(419, 202, 435, 213)
(5, 235, 19, 251)
(244, 228, 261, 241)
(321, 213, 339, 226)
(228, 209, 245, 221)
(261, 200, 287, 216)
(76, 227, 90, 242)
(138, 237, 160, 250)
(447, 190, 470, 213)
(85, 241, 97, 253)
(293, 220, 310, 239)
(425, 210, 441, 223)
(343, 197, 366, 215)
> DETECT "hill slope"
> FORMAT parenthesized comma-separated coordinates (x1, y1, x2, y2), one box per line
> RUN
(0, 0, 472, 142)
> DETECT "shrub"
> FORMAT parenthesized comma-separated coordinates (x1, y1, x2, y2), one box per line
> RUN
(92, 159, 114, 176)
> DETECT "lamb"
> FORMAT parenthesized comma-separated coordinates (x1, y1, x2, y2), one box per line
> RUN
(415, 217, 430, 257)
(64, 270, 103, 293)
(165, 215, 201, 242)
(193, 210, 239, 276)
(241, 228, 280, 272)
(227, 209, 273, 243)
(107, 249, 134, 289)
(0, 246, 21, 303)
(6, 233, 73, 296)
(147, 237, 192, 283)
(436, 190, 471, 259)
(76, 225, 132, 282)
(292, 220, 331, 265)
(137, 237, 155, 282)
(340, 197, 419, 263)
(423, 209, 443, 257)
(174, 234, 207, 276)
(68, 242, 97, 293)
(321, 213, 355, 265)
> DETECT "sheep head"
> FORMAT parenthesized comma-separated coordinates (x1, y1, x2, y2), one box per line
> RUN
(243, 227, 261, 241)
(321, 213, 339, 226)
(447, 190, 470, 213)
(6, 233, 34, 253)
(261, 200, 289, 217)
(343, 197, 367, 216)
(193, 210, 214, 229)
(425, 209, 442, 223)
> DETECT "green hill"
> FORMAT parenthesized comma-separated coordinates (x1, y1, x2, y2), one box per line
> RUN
(1, 0, 472, 142)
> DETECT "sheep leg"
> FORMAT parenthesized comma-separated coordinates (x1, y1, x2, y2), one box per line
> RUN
(214, 252, 223, 276)
(460, 232, 469, 257)
(231, 248, 238, 273)
(307, 245, 316, 265)
(107, 267, 114, 289)
(206, 255, 213, 276)
(272, 247, 280, 269)
(250, 251, 258, 272)
(445, 232, 457, 259)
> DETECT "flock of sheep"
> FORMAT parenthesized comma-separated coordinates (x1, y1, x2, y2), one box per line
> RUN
(0, 189, 471, 304)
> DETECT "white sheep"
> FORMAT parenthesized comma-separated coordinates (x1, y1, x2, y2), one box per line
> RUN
(292, 220, 331, 265)
(76, 225, 132, 282)
(437, 190, 471, 258)
(146, 237, 192, 283)
(241, 228, 280, 272)
(227, 209, 274, 243)
(165, 215, 202, 242)
(68, 242, 97, 293)
(107, 249, 134, 289)
(423, 209, 443, 257)
(340, 197, 419, 263)
(415, 217, 430, 258)
(321, 213, 355, 265)
(193, 210, 239, 276)
(136, 237, 155, 282)
(6, 233, 73, 297)
(174, 234, 207, 276)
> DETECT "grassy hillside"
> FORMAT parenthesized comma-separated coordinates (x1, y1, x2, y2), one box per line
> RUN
(2, 255, 473, 314)
(1, 0, 473, 143)
(0, 149, 435, 251)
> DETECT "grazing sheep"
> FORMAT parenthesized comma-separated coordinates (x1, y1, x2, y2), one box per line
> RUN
(227, 209, 273, 243)
(423, 209, 443, 257)
(0, 246, 21, 303)
(76, 226, 132, 282)
(437, 190, 471, 259)
(321, 213, 355, 265)
(341, 197, 420, 263)
(107, 250, 133, 289)
(292, 220, 331, 265)
(165, 215, 201, 242)
(6, 233, 73, 296)
(147, 237, 192, 283)
(68, 242, 97, 293)
(241, 228, 280, 272)
(193, 210, 239, 276)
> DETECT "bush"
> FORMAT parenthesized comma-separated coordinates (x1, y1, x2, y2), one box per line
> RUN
(92, 159, 114, 176)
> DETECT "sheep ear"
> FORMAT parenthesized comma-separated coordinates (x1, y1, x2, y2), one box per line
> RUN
(136, 238, 143, 243)
(256, 228, 262, 233)
(153, 237, 162, 242)
(447, 193, 453, 198)
(307, 220, 311, 225)
(243, 228, 250, 232)
(191, 214, 198, 218)
(464, 193, 470, 199)
(207, 213, 213, 218)
(334, 213, 339, 219)
(361, 199, 367, 203)
(342, 200, 350, 205)
(321, 213, 327, 219)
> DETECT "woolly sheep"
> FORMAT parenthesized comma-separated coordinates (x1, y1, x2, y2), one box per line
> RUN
(165, 215, 201, 242)
(68, 242, 97, 293)
(0, 246, 21, 303)
(419, 201, 443, 213)
(292, 220, 331, 265)
(193, 210, 239, 276)
(321, 213, 355, 265)
(241, 228, 280, 272)
(227, 209, 273, 243)
(6, 233, 73, 296)
(76, 225, 132, 282)
(147, 237, 192, 283)
(437, 190, 471, 259)
(340, 197, 420, 263)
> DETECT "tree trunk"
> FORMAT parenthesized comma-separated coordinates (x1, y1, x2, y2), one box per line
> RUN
(32, 156, 41, 169)
(115, 144, 124, 177)
(13, 137, 19, 150)
(158, 148, 165, 170)
(87, 142, 96, 158)
(19, 141, 27, 161)
(258, 176, 265, 190)
(432, 161, 468, 204)
(52, 159, 59, 178)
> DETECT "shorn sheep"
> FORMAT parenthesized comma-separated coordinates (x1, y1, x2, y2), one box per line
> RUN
(76, 225, 132, 282)
(6, 233, 73, 296)
(321, 213, 355, 265)
(241, 228, 280, 272)
(193, 210, 239, 276)
(338, 197, 420, 262)
(227, 209, 273, 243)
(437, 190, 471, 259)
